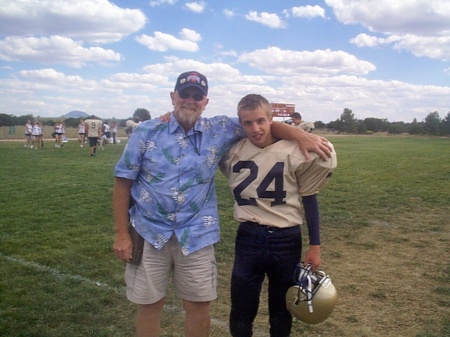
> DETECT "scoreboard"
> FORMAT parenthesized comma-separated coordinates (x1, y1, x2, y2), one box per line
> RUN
(270, 103, 295, 117)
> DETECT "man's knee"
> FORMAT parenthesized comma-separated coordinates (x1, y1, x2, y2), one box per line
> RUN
(183, 300, 211, 315)
(138, 298, 165, 316)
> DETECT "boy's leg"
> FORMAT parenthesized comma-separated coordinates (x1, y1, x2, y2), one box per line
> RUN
(229, 224, 266, 337)
(267, 226, 301, 337)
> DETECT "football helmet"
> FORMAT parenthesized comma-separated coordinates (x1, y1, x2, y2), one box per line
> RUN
(286, 262, 337, 324)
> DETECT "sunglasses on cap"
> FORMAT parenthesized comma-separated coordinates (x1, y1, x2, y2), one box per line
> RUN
(178, 90, 205, 101)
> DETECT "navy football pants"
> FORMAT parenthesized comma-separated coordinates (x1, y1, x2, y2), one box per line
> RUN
(229, 222, 301, 337)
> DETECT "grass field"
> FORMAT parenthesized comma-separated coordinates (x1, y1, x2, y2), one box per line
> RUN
(0, 135, 449, 337)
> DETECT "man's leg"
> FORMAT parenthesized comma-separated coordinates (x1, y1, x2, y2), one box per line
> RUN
(136, 299, 166, 337)
(172, 241, 216, 337)
(183, 300, 211, 337)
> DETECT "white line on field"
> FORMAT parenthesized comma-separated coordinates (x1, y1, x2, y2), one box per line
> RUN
(1, 253, 264, 335)
(0, 252, 120, 292)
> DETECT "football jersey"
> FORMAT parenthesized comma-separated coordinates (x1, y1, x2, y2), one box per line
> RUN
(220, 139, 337, 228)
(294, 122, 315, 132)
(84, 119, 103, 138)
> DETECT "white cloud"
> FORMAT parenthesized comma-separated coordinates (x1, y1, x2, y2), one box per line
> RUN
(238, 47, 376, 76)
(289, 5, 325, 19)
(1, 59, 448, 122)
(184, 2, 206, 13)
(326, 0, 450, 35)
(326, 0, 450, 61)
(0, 36, 121, 68)
(136, 29, 201, 52)
(19, 68, 82, 83)
(223, 9, 235, 19)
(350, 33, 378, 47)
(142, 57, 240, 80)
(179, 28, 202, 42)
(351, 33, 450, 61)
(214, 43, 238, 58)
(245, 11, 287, 29)
(391, 34, 450, 61)
(219, 50, 238, 57)
(350, 33, 396, 47)
(0, 0, 146, 44)
(109, 72, 167, 85)
(149, 0, 178, 7)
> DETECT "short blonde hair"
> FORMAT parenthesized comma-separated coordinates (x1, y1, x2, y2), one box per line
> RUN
(237, 94, 272, 120)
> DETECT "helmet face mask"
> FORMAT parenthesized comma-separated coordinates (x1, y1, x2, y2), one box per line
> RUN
(286, 263, 337, 324)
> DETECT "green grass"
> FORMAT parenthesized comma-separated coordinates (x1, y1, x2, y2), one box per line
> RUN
(0, 135, 449, 337)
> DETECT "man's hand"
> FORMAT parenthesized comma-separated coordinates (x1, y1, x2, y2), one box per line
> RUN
(298, 133, 332, 162)
(271, 122, 332, 161)
(113, 231, 133, 263)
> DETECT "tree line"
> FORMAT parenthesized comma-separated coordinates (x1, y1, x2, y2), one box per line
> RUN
(1, 108, 449, 136)
(316, 109, 450, 136)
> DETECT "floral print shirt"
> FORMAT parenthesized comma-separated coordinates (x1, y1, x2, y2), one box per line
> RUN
(114, 114, 243, 255)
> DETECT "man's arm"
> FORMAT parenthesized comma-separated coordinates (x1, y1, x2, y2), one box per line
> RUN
(113, 177, 133, 263)
(271, 121, 331, 161)
(301, 194, 321, 271)
(156, 114, 330, 160)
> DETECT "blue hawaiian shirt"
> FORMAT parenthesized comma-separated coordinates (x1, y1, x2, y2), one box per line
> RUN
(114, 114, 244, 255)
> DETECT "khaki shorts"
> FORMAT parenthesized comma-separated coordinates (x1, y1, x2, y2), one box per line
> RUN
(125, 235, 217, 304)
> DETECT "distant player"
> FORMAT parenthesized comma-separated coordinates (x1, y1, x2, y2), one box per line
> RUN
(31, 121, 40, 149)
(24, 120, 32, 148)
(78, 119, 86, 147)
(54, 120, 64, 148)
(292, 112, 315, 133)
(84, 115, 102, 157)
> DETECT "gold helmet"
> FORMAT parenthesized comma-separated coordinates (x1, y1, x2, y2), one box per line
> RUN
(286, 263, 337, 324)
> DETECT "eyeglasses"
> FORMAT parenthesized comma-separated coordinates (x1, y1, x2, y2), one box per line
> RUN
(178, 91, 204, 101)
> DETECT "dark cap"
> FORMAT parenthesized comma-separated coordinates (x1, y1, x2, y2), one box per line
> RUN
(174, 71, 208, 96)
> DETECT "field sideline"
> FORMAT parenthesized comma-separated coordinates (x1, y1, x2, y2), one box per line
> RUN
(0, 135, 449, 337)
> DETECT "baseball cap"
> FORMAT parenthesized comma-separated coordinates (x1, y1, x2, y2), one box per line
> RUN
(174, 71, 208, 96)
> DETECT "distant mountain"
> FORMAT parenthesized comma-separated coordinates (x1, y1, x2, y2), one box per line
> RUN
(64, 110, 89, 118)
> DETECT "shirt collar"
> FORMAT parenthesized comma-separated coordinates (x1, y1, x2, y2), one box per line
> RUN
(168, 113, 205, 135)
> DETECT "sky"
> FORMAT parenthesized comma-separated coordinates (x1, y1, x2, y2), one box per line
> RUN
(0, 0, 449, 123)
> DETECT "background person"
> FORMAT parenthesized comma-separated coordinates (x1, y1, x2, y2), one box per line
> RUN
(78, 118, 85, 147)
(61, 121, 67, 145)
(113, 71, 332, 337)
(220, 94, 337, 337)
(24, 120, 32, 148)
(31, 121, 41, 149)
(38, 121, 44, 148)
(110, 120, 117, 144)
(54, 120, 64, 148)
(102, 120, 111, 144)
(291, 112, 315, 133)
(84, 115, 102, 157)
